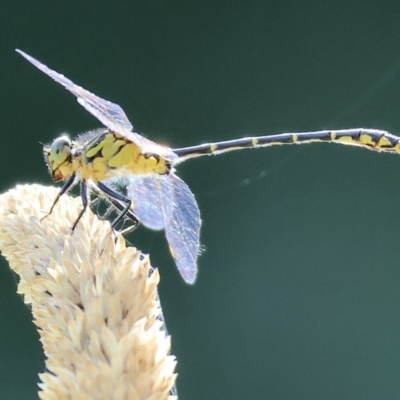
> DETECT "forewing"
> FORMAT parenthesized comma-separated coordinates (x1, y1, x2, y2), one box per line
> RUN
(126, 175, 165, 231)
(17, 49, 179, 162)
(16, 49, 134, 133)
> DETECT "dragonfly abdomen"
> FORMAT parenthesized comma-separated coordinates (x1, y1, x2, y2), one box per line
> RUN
(173, 128, 400, 161)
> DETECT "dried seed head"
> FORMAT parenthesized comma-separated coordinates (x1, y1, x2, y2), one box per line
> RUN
(0, 184, 177, 400)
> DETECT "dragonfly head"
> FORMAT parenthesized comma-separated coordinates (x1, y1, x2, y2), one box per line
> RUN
(43, 135, 73, 182)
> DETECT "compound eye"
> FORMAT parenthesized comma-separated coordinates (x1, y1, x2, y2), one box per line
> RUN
(50, 135, 71, 165)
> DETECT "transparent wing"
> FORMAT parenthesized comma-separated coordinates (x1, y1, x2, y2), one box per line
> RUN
(126, 173, 201, 284)
(16, 49, 134, 134)
(16, 49, 179, 162)
(163, 173, 201, 284)
(126, 175, 165, 231)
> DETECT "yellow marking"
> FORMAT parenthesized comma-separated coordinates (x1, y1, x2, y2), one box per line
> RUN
(102, 138, 126, 160)
(292, 134, 298, 142)
(147, 155, 158, 163)
(393, 142, 400, 154)
(108, 143, 142, 169)
(57, 161, 74, 180)
(377, 135, 393, 148)
(359, 133, 376, 146)
(92, 157, 108, 176)
(330, 131, 337, 140)
(337, 136, 355, 144)
(85, 134, 113, 159)
(108, 142, 169, 175)
(210, 144, 218, 153)
(267, 142, 285, 146)
(252, 138, 259, 146)
(297, 138, 319, 144)
(223, 146, 247, 151)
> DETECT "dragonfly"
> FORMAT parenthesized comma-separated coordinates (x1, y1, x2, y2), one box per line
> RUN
(16, 49, 400, 284)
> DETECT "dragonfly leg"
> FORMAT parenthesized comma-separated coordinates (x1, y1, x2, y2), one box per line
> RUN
(96, 181, 138, 231)
(71, 180, 89, 232)
(41, 173, 76, 222)
(100, 196, 139, 234)
(106, 199, 139, 234)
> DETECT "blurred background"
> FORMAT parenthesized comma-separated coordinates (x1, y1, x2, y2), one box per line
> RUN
(1, 1, 400, 399)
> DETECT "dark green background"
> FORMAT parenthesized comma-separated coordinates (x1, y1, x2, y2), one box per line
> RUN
(1, 1, 400, 399)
